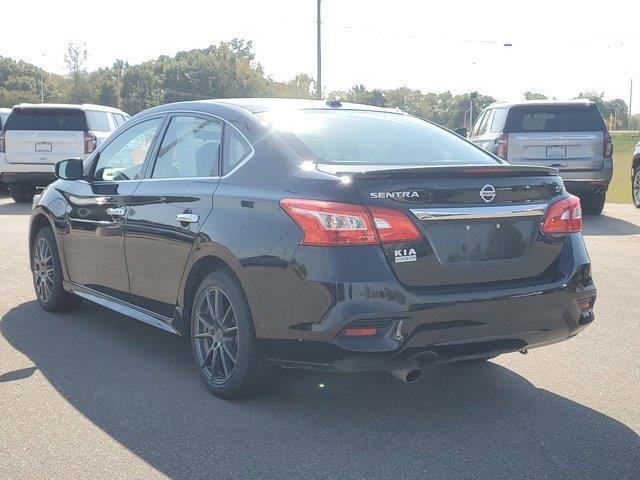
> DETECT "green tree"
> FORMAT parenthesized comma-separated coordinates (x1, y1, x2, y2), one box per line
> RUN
(524, 91, 548, 100)
(64, 42, 88, 103)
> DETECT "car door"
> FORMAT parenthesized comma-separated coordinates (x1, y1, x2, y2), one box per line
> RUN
(123, 113, 223, 317)
(62, 116, 164, 301)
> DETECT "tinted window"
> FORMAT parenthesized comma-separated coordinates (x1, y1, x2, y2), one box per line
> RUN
(85, 111, 111, 132)
(93, 118, 162, 181)
(222, 127, 252, 175)
(504, 104, 606, 133)
(470, 111, 486, 137)
(261, 110, 498, 166)
(152, 116, 222, 179)
(4, 108, 87, 131)
(490, 108, 508, 133)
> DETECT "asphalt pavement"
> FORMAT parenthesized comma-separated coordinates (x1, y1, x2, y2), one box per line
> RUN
(1, 197, 639, 479)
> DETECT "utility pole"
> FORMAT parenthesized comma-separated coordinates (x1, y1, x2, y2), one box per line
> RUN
(316, 0, 322, 99)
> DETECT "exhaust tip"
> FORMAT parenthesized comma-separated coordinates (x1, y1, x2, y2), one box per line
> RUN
(390, 366, 423, 383)
(405, 368, 422, 383)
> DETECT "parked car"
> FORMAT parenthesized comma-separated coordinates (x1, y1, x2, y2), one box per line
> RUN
(0, 103, 129, 203)
(30, 98, 596, 398)
(633, 139, 640, 208)
(467, 100, 612, 215)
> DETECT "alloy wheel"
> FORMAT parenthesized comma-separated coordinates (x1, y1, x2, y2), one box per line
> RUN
(193, 287, 239, 384)
(633, 170, 640, 206)
(33, 237, 54, 303)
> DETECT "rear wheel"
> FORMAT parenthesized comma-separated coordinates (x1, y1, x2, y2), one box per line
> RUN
(32, 227, 82, 312)
(633, 168, 640, 208)
(190, 270, 272, 399)
(9, 183, 36, 203)
(581, 191, 606, 216)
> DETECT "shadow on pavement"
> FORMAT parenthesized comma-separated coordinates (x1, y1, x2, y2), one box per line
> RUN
(2, 301, 639, 480)
(0, 199, 32, 216)
(582, 213, 640, 236)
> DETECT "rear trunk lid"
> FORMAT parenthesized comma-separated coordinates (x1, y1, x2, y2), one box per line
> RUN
(3, 107, 86, 164)
(503, 103, 607, 171)
(328, 164, 566, 287)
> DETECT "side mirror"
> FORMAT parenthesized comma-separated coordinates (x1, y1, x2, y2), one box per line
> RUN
(55, 158, 84, 181)
(454, 127, 468, 137)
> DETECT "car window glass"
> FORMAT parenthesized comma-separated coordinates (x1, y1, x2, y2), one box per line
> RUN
(477, 110, 493, 136)
(4, 108, 87, 131)
(490, 108, 508, 133)
(504, 105, 606, 132)
(152, 116, 222, 179)
(113, 113, 126, 127)
(85, 111, 111, 132)
(222, 127, 252, 175)
(93, 118, 162, 181)
(470, 111, 486, 137)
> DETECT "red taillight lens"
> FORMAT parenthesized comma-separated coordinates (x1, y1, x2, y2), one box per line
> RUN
(344, 327, 378, 337)
(280, 199, 378, 246)
(369, 206, 421, 244)
(0, 131, 5, 153)
(541, 195, 582, 234)
(495, 133, 508, 159)
(603, 133, 613, 158)
(280, 199, 422, 246)
(84, 131, 97, 154)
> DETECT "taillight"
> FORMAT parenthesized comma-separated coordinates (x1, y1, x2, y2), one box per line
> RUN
(541, 195, 582, 234)
(495, 133, 508, 159)
(280, 199, 378, 246)
(0, 131, 5, 153)
(603, 133, 613, 158)
(84, 131, 97, 154)
(280, 199, 421, 246)
(369, 206, 421, 243)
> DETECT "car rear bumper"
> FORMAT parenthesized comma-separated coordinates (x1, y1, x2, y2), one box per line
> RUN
(560, 158, 613, 193)
(254, 234, 596, 372)
(0, 163, 57, 186)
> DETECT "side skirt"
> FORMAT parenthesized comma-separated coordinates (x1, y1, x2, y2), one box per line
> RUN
(63, 281, 180, 335)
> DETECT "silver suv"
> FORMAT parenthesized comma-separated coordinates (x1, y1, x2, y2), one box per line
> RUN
(467, 100, 612, 215)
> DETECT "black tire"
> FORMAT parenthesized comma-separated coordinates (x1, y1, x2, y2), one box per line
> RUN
(32, 227, 82, 312)
(633, 168, 640, 208)
(581, 192, 606, 216)
(190, 270, 273, 399)
(9, 183, 36, 203)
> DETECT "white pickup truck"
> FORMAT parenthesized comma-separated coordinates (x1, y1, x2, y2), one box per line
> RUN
(0, 104, 129, 202)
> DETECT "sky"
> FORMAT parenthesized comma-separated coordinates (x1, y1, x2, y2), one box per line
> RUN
(2, 0, 639, 113)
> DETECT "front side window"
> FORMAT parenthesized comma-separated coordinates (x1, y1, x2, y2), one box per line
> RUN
(151, 116, 222, 179)
(93, 118, 162, 181)
(85, 111, 111, 132)
(261, 110, 498, 166)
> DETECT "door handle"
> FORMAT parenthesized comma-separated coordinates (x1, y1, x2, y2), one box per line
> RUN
(106, 207, 127, 217)
(176, 213, 199, 224)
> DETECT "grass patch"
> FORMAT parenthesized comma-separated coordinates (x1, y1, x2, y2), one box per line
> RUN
(607, 132, 639, 204)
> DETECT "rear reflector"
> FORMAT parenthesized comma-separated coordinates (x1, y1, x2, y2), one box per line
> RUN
(541, 195, 582, 234)
(344, 327, 378, 337)
(280, 199, 421, 246)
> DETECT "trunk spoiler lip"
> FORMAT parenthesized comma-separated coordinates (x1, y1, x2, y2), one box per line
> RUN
(316, 163, 560, 178)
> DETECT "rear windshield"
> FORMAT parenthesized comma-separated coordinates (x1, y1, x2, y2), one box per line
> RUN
(85, 111, 111, 132)
(260, 110, 498, 166)
(4, 108, 88, 131)
(504, 104, 605, 133)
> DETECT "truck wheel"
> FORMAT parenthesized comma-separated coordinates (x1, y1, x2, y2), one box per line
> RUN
(633, 168, 640, 208)
(9, 183, 36, 203)
(581, 192, 605, 216)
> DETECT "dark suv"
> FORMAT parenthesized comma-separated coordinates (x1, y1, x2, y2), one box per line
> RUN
(467, 100, 612, 215)
(30, 99, 596, 398)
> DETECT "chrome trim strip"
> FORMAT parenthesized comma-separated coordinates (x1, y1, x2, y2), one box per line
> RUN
(410, 204, 548, 221)
(68, 217, 117, 225)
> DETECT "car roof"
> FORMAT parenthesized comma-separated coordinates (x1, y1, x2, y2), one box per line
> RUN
(195, 98, 402, 114)
(0, 107, 11, 113)
(12, 103, 128, 114)
(488, 99, 596, 109)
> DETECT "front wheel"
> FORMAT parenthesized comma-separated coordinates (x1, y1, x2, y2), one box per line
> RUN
(633, 169, 640, 208)
(9, 183, 36, 203)
(190, 271, 273, 399)
(581, 191, 606, 216)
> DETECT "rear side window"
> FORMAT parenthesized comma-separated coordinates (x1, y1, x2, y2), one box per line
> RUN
(504, 104, 605, 133)
(86, 111, 111, 132)
(152, 116, 222, 179)
(0, 112, 9, 128)
(222, 127, 252, 175)
(490, 108, 508, 133)
(4, 108, 87, 131)
(112, 113, 126, 127)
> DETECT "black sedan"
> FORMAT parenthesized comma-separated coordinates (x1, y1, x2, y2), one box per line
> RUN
(29, 98, 596, 398)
